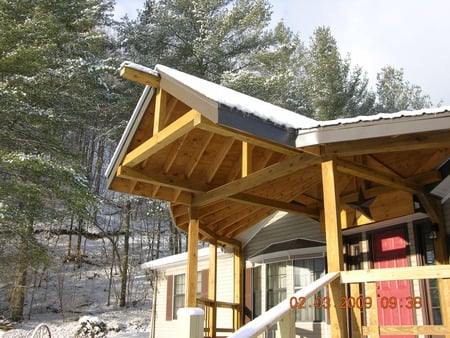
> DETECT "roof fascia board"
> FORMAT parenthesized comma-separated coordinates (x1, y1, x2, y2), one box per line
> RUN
(218, 106, 297, 147)
(296, 114, 450, 148)
(159, 73, 219, 123)
(105, 86, 154, 187)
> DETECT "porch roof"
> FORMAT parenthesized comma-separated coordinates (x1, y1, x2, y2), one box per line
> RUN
(106, 62, 450, 247)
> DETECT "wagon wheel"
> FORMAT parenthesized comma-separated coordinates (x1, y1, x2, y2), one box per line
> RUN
(28, 323, 51, 338)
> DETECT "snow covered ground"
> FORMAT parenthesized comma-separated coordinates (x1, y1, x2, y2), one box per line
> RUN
(1, 305, 150, 337)
(0, 232, 154, 338)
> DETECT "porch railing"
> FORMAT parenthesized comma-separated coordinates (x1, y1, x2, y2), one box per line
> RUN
(227, 265, 450, 338)
(228, 272, 340, 338)
(197, 297, 239, 338)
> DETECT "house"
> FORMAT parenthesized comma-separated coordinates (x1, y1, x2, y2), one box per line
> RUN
(106, 62, 450, 337)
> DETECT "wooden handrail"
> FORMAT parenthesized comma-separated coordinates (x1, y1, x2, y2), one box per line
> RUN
(341, 264, 450, 283)
(228, 272, 340, 338)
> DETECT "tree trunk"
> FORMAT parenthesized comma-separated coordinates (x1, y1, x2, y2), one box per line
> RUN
(9, 224, 32, 321)
(119, 201, 131, 307)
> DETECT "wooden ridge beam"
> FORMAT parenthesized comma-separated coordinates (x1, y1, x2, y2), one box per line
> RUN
(192, 153, 321, 207)
(122, 109, 202, 167)
(335, 158, 423, 194)
(120, 63, 160, 87)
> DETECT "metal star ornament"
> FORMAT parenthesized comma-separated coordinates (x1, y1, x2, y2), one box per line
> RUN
(347, 188, 376, 220)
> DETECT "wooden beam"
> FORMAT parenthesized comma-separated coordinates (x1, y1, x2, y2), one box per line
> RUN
(242, 141, 254, 177)
(198, 224, 241, 249)
(192, 153, 321, 207)
(207, 137, 235, 183)
(122, 109, 202, 167)
(233, 245, 244, 330)
(230, 193, 319, 218)
(340, 265, 450, 283)
(335, 158, 423, 194)
(117, 165, 205, 194)
(186, 215, 199, 307)
(208, 243, 217, 338)
(365, 282, 380, 338)
(120, 63, 160, 87)
(363, 325, 450, 335)
(153, 88, 167, 134)
(320, 160, 347, 337)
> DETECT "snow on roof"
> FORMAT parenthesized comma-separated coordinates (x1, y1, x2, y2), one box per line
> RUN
(155, 64, 317, 129)
(298, 106, 450, 130)
(141, 247, 231, 270)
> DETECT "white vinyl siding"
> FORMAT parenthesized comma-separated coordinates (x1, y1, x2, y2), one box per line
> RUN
(244, 212, 325, 258)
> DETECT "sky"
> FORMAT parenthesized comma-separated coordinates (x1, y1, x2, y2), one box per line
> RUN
(114, 0, 450, 105)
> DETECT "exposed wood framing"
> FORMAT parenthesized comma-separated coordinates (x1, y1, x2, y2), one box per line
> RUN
(320, 160, 347, 337)
(229, 193, 319, 218)
(335, 158, 422, 194)
(186, 213, 199, 307)
(233, 245, 244, 330)
(122, 109, 203, 167)
(365, 282, 380, 338)
(198, 224, 241, 249)
(153, 88, 167, 134)
(242, 141, 254, 177)
(208, 243, 217, 338)
(120, 64, 160, 88)
(192, 153, 321, 207)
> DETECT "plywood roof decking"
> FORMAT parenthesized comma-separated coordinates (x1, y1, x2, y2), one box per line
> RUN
(107, 62, 450, 245)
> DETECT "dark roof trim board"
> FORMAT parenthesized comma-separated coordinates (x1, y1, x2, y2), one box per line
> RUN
(218, 105, 297, 146)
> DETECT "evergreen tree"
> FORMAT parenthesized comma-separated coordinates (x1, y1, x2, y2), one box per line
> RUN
(301, 26, 374, 120)
(118, 0, 275, 82)
(221, 22, 310, 114)
(375, 66, 432, 113)
(0, 0, 115, 320)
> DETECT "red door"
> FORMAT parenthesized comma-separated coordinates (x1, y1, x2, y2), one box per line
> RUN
(372, 228, 414, 338)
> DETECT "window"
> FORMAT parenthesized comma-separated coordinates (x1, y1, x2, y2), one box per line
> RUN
(266, 262, 286, 310)
(294, 258, 325, 322)
(173, 274, 185, 319)
(172, 272, 202, 319)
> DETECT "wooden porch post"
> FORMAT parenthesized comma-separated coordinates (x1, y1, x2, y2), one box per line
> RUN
(208, 242, 217, 337)
(429, 199, 450, 338)
(233, 245, 244, 330)
(321, 160, 348, 337)
(186, 209, 199, 307)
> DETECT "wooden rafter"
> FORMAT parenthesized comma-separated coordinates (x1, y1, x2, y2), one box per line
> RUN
(198, 224, 241, 249)
(185, 132, 214, 178)
(230, 193, 319, 218)
(153, 88, 167, 133)
(123, 109, 202, 167)
(335, 158, 423, 194)
(192, 153, 321, 207)
(117, 165, 206, 194)
(207, 137, 235, 183)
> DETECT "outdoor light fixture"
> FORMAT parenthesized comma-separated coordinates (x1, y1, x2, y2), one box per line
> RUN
(428, 223, 440, 240)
